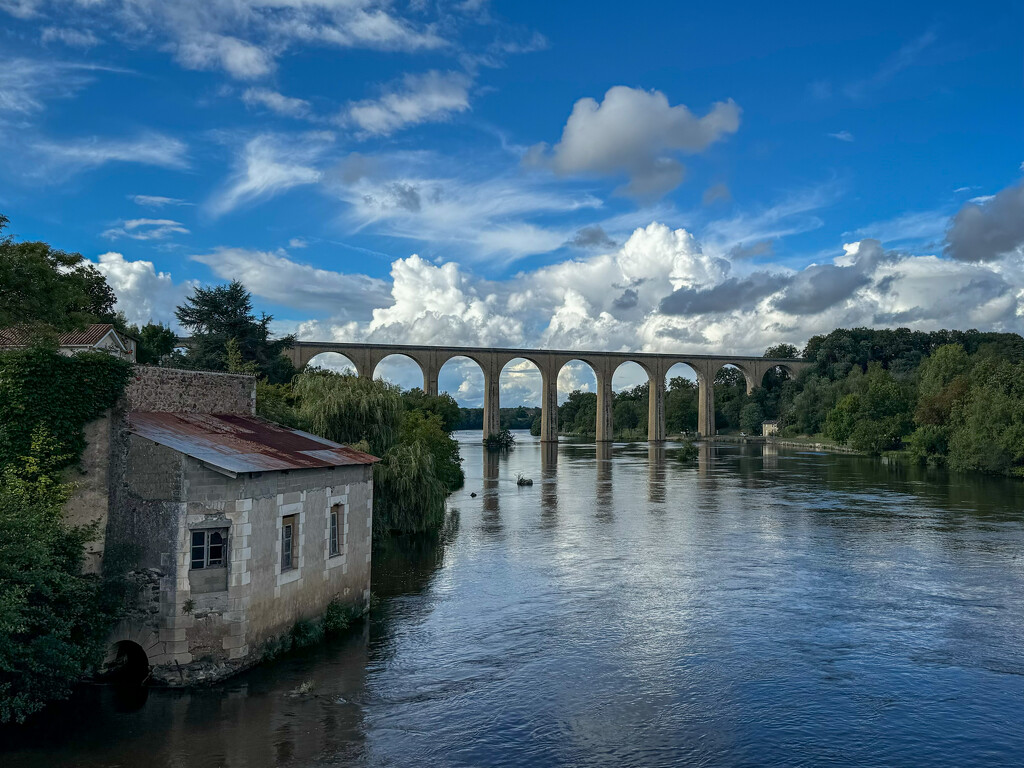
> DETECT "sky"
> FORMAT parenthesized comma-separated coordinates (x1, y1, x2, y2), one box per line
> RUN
(1, 0, 1023, 406)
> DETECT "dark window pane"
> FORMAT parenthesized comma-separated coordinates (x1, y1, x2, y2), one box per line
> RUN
(191, 531, 205, 569)
(208, 531, 224, 565)
(330, 511, 339, 556)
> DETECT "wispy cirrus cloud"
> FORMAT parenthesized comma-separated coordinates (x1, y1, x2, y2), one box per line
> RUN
(102, 218, 190, 241)
(32, 132, 189, 173)
(242, 87, 311, 118)
(342, 70, 472, 136)
(208, 132, 332, 216)
(2, 1, 450, 81)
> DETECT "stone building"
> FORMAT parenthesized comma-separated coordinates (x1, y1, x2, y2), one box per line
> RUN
(762, 419, 780, 436)
(75, 367, 377, 684)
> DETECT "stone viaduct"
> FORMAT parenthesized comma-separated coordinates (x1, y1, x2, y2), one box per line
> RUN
(279, 342, 811, 443)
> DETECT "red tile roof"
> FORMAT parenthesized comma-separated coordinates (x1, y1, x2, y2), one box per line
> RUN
(129, 412, 379, 475)
(0, 323, 129, 349)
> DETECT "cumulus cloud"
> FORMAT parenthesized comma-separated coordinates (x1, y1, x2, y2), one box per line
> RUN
(209, 132, 330, 216)
(102, 218, 190, 241)
(660, 272, 786, 315)
(90, 252, 193, 327)
(944, 179, 1024, 262)
(343, 70, 471, 136)
(570, 225, 617, 250)
(527, 86, 740, 197)
(95, 219, 1024, 405)
(242, 87, 311, 118)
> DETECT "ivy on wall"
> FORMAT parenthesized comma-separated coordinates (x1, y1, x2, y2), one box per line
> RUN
(0, 346, 133, 471)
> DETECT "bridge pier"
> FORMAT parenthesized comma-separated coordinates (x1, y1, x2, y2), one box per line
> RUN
(697, 362, 715, 437)
(540, 369, 559, 443)
(482, 356, 501, 442)
(647, 367, 666, 443)
(595, 364, 614, 442)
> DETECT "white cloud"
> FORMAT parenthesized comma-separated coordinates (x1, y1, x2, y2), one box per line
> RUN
(102, 218, 190, 241)
(343, 70, 471, 136)
(176, 34, 274, 79)
(828, 130, 854, 142)
(3, 1, 448, 81)
(190, 246, 392, 319)
(0, 57, 114, 115)
(208, 132, 330, 216)
(242, 87, 311, 117)
(40, 26, 99, 47)
(130, 194, 191, 208)
(851, 209, 949, 247)
(527, 86, 741, 197)
(326, 151, 601, 264)
(90, 252, 194, 327)
(32, 132, 189, 172)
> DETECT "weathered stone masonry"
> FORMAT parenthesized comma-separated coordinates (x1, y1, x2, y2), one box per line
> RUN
(77, 366, 376, 685)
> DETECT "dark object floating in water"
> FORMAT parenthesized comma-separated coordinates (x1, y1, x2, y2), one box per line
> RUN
(516, 473, 533, 486)
(470, 492, 477, 497)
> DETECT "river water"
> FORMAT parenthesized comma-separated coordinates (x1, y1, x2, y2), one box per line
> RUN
(5, 432, 1024, 767)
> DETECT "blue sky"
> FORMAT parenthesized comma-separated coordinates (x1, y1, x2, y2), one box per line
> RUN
(2, 0, 1023, 402)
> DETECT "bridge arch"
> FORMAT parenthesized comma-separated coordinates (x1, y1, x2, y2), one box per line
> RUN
(610, 361, 650, 441)
(373, 353, 428, 392)
(664, 362, 699, 435)
(304, 351, 358, 374)
(437, 355, 485, 409)
(500, 357, 542, 404)
(554, 359, 598, 438)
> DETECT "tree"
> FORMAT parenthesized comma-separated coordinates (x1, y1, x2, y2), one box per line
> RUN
(764, 343, 799, 359)
(128, 322, 176, 365)
(0, 215, 116, 333)
(293, 371, 403, 456)
(740, 401, 765, 435)
(174, 280, 295, 383)
(665, 377, 698, 433)
(401, 389, 461, 432)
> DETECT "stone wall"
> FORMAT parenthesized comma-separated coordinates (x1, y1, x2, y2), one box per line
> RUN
(125, 366, 255, 415)
(64, 412, 112, 574)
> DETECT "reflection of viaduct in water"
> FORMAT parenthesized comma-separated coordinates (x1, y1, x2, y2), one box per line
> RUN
(282, 342, 811, 443)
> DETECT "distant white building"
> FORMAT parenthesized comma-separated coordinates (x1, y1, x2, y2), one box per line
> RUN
(762, 419, 780, 436)
(0, 323, 137, 361)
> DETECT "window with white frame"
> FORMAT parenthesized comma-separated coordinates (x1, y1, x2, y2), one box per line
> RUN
(281, 514, 297, 571)
(329, 503, 345, 557)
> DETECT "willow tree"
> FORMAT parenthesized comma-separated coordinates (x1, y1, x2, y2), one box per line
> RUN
(292, 371, 458, 538)
(293, 371, 403, 456)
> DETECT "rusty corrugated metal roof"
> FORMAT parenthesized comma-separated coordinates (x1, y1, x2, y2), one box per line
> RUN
(129, 412, 379, 475)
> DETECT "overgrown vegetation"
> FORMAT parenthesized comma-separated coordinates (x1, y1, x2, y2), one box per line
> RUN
(0, 216, 133, 722)
(484, 428, 515, 451)
(260, 599, 365, 663)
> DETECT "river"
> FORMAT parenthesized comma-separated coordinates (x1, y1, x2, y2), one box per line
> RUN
(5, 432, 1024, 767)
